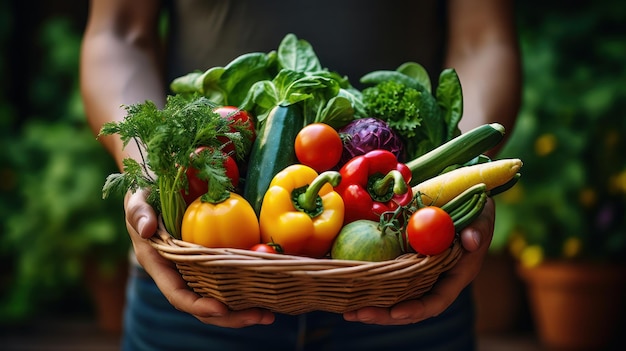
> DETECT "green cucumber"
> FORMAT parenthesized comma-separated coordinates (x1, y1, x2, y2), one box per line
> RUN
(243, 103, 304, 216)
(406, 123, 505, 186)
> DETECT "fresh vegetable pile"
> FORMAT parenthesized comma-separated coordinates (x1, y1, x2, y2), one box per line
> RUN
(101, 34, 522, 262)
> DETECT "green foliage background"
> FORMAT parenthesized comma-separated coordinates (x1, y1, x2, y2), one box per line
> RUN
(1, 0, 625, 324)
(493, 0, 626, 264)
(0, 2, 129, 323)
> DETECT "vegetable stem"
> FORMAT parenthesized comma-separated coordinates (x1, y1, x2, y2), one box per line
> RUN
(297, 171, 341, 212)
(158, 168, 187, 239)
(133, 137, 155, 182)
(370, 170, 408, 198)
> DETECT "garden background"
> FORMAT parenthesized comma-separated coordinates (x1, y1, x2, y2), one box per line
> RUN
(1, 0, 625, 349)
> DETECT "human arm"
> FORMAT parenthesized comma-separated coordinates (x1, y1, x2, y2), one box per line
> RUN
(343, 0, 521, 324)
(447, 0, 521, 144)
(81, 0, 166, 166)
(80, 0, 274, 328)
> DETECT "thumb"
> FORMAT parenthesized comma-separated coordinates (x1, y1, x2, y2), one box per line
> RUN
(459, 198, 495, 253)
(124, 189, 158, 239)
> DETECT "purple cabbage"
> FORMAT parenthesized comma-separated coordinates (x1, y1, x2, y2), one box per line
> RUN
(338, 117, 404, 166)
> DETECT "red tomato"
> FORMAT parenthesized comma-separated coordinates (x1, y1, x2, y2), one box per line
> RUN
(214, 106, 256, 155)
(182, 147, 240, 205)
(294, 123, 343, 172)
(249, 243, 282, 254)
(406, 206, 455, 256)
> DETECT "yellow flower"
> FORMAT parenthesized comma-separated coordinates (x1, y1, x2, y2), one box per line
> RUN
(534, 133, 557, 157)
(562, 237, 582, 258)
(508, 230, 527, 259)
(520, 245, 544, 267)
(609, 169, 626, 195)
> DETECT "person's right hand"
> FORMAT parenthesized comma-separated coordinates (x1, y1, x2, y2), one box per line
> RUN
(124, 189, 276, 328)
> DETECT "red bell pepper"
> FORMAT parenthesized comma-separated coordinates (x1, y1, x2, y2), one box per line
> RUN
(335, 149, 413, 224)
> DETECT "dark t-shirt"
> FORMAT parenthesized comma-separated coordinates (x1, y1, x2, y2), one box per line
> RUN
(164, 0, 446, 88)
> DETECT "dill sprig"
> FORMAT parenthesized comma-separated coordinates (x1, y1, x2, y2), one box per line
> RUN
(100, 94, 245, 238)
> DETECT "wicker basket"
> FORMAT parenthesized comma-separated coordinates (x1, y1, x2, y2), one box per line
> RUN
(149, 220, 463, 315)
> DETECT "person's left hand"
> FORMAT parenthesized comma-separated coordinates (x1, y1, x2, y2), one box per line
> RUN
(343, 198, 495, 325)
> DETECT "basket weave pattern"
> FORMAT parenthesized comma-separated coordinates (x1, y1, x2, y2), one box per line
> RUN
(150, 222, 463, 315)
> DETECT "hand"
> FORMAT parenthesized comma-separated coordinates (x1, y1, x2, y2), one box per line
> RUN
(124, 189, 275, 328)
(343, 198, 495, 325)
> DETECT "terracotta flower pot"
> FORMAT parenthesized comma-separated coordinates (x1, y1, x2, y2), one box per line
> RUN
(517, 261, 626, 350)
(473, 253, 526, 333)
(84, 259, 129, 334)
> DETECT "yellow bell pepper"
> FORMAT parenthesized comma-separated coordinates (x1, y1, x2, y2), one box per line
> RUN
(259, 164, 344, 258)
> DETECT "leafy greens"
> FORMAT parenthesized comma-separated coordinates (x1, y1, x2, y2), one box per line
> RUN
(360, 62, 463, 160)
(170, 34, 361, 130)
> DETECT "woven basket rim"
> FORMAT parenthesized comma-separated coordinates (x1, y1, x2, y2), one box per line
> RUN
(148, 218, 464, 314)
(149, 221, 462, 268)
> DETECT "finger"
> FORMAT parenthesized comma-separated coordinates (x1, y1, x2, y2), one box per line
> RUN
(404, 245, 487, 322)
(397, 278, 461, 322)
(460, 197, 495, 252)
(347, 271, 472, 326)
(344, 301, 424, 325)
(130, 224, 275, 328)
(124, 189, 158, 239)
(124, 191, 275, 327)
(345, 202, 496, 326)
(150, 263, 274, 328)
(343, 270, 473, 325)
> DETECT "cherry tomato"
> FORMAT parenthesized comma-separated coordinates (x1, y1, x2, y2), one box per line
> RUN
(406, 206, 455, 256)
(294, 123, 343, 172)
(214, 106, 256, 155)
(249, 243, 282, 254)
(182, 147, 240, 205)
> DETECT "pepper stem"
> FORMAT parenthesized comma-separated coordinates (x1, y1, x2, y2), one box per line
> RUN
(369, 170, 408, 202)
(297, 171, 342, 213)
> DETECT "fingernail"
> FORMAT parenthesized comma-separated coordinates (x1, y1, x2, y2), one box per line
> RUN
(471, 230, 481, 247)
(137, 216, 148, 237)
(392, 312, 409, 320)
(242, 318, 256, 326)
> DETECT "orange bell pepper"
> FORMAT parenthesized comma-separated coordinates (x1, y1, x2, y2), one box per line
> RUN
(181, 192, 260, 249)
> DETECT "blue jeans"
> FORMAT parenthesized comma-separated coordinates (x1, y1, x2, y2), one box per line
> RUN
(121, 265, 476, 351)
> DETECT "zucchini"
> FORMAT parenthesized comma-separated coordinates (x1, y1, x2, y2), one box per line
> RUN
(406, 123, 505, 186)
(243, 103, 304, 216)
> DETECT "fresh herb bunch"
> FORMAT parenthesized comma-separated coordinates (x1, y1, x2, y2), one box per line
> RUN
(99, 94, 250, 238)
